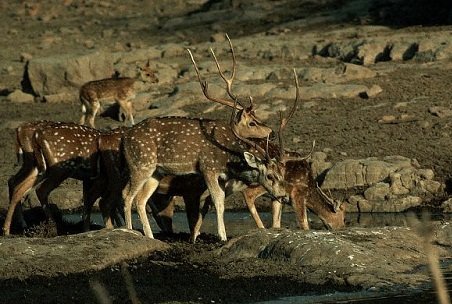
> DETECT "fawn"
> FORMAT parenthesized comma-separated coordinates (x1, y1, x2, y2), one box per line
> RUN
(79, 61, 158, 128)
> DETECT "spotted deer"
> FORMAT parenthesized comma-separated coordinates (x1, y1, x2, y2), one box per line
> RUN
(120, 35, 291, 241)
(85, 127, 281, 242)
(79, 61, 158, 128)
(3, 121, 102, 235)
(145, 71, 345, 237)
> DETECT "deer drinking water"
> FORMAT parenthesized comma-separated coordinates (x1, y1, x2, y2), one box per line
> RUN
(79, 61, 158, 128)
(3, 121, 102, 235)
(143, 70, 345, 237)
(120, 35, 290, 241)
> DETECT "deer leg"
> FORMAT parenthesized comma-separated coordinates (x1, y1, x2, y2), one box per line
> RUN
(242, 186, 267, 229)
(81, 178, 103, 231)
(135, 178, 160, 238)
(203, 172, 227, 241)
(290, 187, 309, 230)
(190, 191, 212, 243)
(183, 193, 201, 242)
(3, 167, 39, 235)
(271, 200, 283, 228)
(122, 169, 157, 235)
(79, 99, 87, 125)
(148, 193, 174, 234)
(116, 98, 134, 126)
(35, 171, 67, 225)
(87, 100, 100, 128)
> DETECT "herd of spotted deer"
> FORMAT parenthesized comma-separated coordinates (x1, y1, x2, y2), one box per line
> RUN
(3, 35, 346, 242)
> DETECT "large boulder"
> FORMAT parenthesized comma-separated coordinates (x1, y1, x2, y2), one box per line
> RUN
(319, 156, 444, 212)
(218, 223, 451, 290)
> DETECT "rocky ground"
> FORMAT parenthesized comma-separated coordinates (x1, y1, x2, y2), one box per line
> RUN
(0, 0, 451, 303)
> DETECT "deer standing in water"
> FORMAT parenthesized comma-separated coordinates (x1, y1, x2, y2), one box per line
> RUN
(120, 35, 290, 241)
(79, 61, 158, 128)
(3, 121, 102, 235)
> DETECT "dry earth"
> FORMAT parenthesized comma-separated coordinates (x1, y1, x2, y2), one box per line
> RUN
(0, 0, 451, 303)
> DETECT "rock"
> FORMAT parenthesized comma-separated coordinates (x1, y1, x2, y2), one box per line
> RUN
(298, 63, 377, 83)
(43, 92, 77, 103)
(0, 229, 170, 280)
(20, 52, 33, 62)
(83, 40, 95, 49)
(210, 32, 226, 42)
(348, 194, 423, 212)
(7, 90, 34, 103)
(321, 156, 444, 212)
(441, 198, 452, 213)
(310, 152, 332, 180)
(219, 226, 451, 289)
(364, 182, 390, 201)
(26, 47, 162, 97)
(367, 85, 383, 97)
(161, 43, 185, 58)
(428, 106, 452, 118)
(27, 51, 120, 96)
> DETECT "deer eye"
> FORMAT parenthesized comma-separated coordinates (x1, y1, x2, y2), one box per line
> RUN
(266, 174, 274, 181)
(249, 121, 257, 127)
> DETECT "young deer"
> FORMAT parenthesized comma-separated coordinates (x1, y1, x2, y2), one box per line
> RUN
(3, 121, 102, 235)
(121, 35, 289, 241)
(79, 61, 158, 128)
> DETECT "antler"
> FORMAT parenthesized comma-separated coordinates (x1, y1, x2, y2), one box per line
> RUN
(278, 68, 300, 161)
(316, 183, 343, 212)
(187, 33, 244, 110)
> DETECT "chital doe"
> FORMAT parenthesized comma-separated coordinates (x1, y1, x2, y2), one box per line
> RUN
(79, 61, 158, 128)
(121, 35, 289, 241)
(3, 121, 101, 235)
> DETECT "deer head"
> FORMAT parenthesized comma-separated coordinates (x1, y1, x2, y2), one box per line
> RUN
(137, 60, 159, 83)
(187, 34, 274, 140)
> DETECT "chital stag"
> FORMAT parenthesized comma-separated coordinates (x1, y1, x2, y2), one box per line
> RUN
(121, 35, 290, 241)
(79, 61, 158, 128)
(86, 126, 281, 242)
(147, 69, 345, 237)
(3, 121, 102, 235)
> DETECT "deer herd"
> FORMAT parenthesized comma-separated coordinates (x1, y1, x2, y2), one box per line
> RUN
(3, 35, 345, 242)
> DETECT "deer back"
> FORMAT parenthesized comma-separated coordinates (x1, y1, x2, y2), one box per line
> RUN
(32, 122, 101, 178)
(122, 116, 287, 200)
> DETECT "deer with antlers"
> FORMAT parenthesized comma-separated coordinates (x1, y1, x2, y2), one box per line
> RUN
(79, 61, 158, 128)
(3, 121, 102, 235)
(142, 70, 345, 237)
(119, 35, 292, 241)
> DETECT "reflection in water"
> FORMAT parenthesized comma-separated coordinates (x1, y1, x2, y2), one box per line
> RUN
(72, 211, 451, 236)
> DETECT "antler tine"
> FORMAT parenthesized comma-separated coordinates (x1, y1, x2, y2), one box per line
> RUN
(278, 68, 302, 162)
(187, 48, 241, 109)
(209, 33, 245, 109)
(316, 182, 342, 212)
(278, 111, 286, 160)
(287, 68, 300, 127)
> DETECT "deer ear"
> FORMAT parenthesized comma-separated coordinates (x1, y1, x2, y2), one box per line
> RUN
(243, 152, 261, 169)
